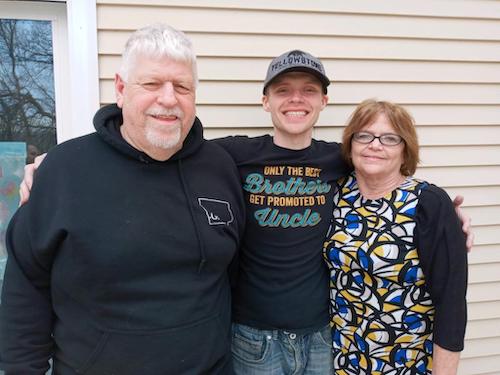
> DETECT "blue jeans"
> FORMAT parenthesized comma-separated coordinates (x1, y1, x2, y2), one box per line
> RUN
(231, 323, 333, 374)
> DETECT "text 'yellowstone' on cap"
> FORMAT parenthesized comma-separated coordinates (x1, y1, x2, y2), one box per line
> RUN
(263, 50, 330, 94)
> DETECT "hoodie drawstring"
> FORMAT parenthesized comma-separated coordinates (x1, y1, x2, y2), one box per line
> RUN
(177, 159, 207, 273)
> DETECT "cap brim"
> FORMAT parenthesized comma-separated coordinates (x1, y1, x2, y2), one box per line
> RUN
(263, 66, 331, 94)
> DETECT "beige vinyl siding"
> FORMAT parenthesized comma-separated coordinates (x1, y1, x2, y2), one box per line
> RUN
(96, 1, 500, 373)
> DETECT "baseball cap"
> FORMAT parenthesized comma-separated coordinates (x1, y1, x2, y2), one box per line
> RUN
(263, 50, 330, 94)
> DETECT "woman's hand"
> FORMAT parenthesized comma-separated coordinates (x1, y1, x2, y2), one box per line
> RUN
(433, 343, 460, 375)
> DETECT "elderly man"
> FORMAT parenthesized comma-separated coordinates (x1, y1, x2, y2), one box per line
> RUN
(0, 24, 244, 374)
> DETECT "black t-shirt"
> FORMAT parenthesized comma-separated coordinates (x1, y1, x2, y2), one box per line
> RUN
(215, 135, 350, 332)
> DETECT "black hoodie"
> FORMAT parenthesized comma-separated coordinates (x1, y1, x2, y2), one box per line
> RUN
(0, 104, 245, 375)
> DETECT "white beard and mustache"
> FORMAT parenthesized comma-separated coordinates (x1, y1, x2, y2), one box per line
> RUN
(145, 108, 184, 149)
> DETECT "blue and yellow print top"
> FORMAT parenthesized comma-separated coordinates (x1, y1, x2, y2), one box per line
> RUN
(324, 173, 434, 375)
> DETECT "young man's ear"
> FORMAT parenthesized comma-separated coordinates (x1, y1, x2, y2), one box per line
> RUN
(321, 94, 329, 110)
(262, 95, 271, 112)
(115, 73, 125, 108)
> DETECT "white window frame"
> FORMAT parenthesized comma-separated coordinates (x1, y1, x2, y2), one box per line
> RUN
(0, 0, 99, 142)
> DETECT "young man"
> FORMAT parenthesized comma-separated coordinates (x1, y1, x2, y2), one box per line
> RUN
(215, 50, 348, 374)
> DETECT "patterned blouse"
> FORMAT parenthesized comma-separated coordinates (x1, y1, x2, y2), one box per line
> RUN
(323, 173, 467, 375)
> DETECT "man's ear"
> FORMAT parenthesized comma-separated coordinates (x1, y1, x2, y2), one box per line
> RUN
(115, 73, 126, 108)
(262, 95, 271, 112)
(321, 95, 329, 110)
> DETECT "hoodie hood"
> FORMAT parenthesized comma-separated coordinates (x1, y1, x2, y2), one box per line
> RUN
(93, 103, 204, 163)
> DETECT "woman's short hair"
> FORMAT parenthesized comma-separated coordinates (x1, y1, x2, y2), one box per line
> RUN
(119, 23, 198, 86)
(341, 99, 420, 176)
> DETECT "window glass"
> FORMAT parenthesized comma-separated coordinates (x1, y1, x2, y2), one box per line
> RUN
(0, 18, 56, 155)
(0, 18, 56, 289)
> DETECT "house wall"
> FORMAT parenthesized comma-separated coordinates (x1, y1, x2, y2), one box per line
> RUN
(96, 1, 500, 373)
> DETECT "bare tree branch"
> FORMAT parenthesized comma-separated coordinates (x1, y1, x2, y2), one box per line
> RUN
(0, 19, 56, 152)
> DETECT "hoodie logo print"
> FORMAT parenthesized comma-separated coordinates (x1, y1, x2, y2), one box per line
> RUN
(198, 198, 234, 225)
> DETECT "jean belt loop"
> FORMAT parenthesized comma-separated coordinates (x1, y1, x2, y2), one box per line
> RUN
(272, 329, 279, 340)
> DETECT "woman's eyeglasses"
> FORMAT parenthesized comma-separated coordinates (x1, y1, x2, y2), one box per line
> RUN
(352, 132, 403, 146)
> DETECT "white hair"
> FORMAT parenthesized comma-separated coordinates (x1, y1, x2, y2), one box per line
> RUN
(119, 23, 198, 86)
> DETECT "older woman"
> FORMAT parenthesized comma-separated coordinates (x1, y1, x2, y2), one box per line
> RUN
(323, 99, 467, 375)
